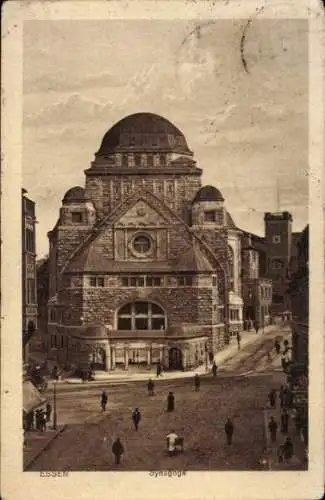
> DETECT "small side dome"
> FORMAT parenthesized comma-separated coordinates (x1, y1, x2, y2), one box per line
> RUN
(193, 185, 224, 203)
(63, 186, 85, 203)
(82, 324, 107, 338)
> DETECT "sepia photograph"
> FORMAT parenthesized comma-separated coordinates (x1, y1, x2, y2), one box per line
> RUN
(1, 2, 324, 499)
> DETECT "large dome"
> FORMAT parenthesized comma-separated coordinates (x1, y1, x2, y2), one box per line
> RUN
(193, 185, 224, 203)
(96, 113, 192, 156)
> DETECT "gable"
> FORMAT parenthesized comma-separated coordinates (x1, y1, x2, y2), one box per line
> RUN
(115, 199, 168, 228)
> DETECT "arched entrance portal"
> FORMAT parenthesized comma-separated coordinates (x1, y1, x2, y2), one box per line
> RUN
(89, 347, 106, 370)
(169, 348, 183, 370)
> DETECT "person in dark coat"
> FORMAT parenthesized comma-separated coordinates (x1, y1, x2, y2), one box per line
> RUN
(112, 437, 124, 465)
(167, 392, 175, 412)
(100, 391, 108, 412)
(225, 418, 234, 444)
(280, 409, 289, 433)
(39, 410, 46, 432)
(194, 374, 200, 391)
(279, 386, 285, 408)
(147, 379, 154, 396)
(268, 416, 278, 442)
(132, 408, 141, 431)
(208, 352, 214, 364)
(254, 321, 259, 333)
(283, 436, 293, 460)
(156, 362, 162, 377)
(35, 410, 40, 430)
(236, 332, 241, 350)
(268, 389, 276, 408)
(274, 340, 281, 355)
(212, 362, 218, 377)
(45, 403, 52, 423)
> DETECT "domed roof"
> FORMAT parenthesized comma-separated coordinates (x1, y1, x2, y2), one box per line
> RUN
(82, 324, 107, 338)
(63, 186, 86, 202)
(96, 113, 192, 156)
(193, 185, 224, 203)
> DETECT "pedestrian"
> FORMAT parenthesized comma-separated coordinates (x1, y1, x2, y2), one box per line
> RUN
(283, 436, 294, 460)
(147, 378, 154, 396)
(166, 430, 179, 457)
(277, 444, 284, 463)
(100, 390, 108, 412)
(167, 392, 175, 412)
(254, 321, 259, 334)
(236, 332, 241, 351)
(45, 403, 52, 423)
(35, 410, 40, 430)
(279, 386, 285, 408)
(112, 437, 124, 465)
(131, 408, 141, 431)
(208, 352, 214, 364)
(268, 389, 276, 408)
(268, 416, 278, 442)
(212, 362, 218, 377)
(39, 410, 47, 432)
(156, 361, 162, 377)
(225, 418, 234, 444)
(274, 340, 281, 355)
(194, 374, 200, 391)
(280, 409, 289, 434)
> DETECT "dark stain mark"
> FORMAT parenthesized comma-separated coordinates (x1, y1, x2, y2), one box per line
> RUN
(240, 19, 252, 74)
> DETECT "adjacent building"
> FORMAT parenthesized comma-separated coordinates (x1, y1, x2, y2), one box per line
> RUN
(22, 189, 38, 361)
(46, 113, 244, 372)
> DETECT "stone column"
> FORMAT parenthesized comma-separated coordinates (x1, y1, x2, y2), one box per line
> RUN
(105, 342, 111, 371)
(111, 345, 116, 370)
(124, 345, 129, 370)
(147, 345, 151, 366)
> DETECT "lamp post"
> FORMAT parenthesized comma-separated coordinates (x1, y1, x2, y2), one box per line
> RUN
(52, 380, 57, 430)
(205, 342, 208, 372)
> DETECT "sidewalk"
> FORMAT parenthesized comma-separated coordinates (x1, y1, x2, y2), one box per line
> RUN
(56, 324, 279, 385)
(24, 425, 66, 470)
(263, 392, 307, 470)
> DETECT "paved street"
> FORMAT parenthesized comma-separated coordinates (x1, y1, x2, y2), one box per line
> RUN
(28, 324, 293, 471)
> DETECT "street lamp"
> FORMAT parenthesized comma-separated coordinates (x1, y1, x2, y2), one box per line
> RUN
(52, 380, 57, 430)
(205, 342, 208, 372)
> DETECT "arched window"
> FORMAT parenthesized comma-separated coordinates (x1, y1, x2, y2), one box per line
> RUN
(117, 301, 166, 330)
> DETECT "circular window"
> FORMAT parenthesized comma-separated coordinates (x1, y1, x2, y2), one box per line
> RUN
(132, 234, 152, 255)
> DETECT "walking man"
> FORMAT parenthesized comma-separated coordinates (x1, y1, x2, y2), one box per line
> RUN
(112, 437, 124, 465)
(225, 418, 234, 444)
(212, 362, 218, 377)
(194, 374, 200, 391)
(100, 390, 108, 412)
(132, 408, 141, 431)
(147, 378, 154, 396)
(268, 416, 278, 442)
(166, 430, 179, 457)
(167, 392, 175, 412)
(254, 320, 259, 334)
(45, 403, 52, 423)
(283, 436, 294, 460)
(274, 340, 281, 355)
(280, 409, 289, 434)
(156, 361, 162, 377)
(236, 332, 241, 351)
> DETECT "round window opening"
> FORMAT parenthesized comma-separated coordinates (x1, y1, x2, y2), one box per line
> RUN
(132, 234, 152, 255)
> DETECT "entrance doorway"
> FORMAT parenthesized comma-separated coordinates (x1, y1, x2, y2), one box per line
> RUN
(89, 348, 106, 370)
(169, 348, 183, 370)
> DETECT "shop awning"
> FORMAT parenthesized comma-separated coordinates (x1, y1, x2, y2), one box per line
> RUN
(23, 380, 46, 414)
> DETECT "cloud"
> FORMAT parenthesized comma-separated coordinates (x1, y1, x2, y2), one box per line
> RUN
(24, 93, 114, 126)
(24, 70, 125, 94)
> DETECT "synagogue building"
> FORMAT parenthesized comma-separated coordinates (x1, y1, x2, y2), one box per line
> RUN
(47, 113, 244, 371)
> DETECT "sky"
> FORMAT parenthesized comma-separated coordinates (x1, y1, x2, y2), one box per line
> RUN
(23, 19, 309, 258)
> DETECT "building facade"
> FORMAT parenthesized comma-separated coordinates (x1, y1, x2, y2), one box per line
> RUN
(241, 232, 272, 327)
(47, 113, 244, 371)
(22, 189, 38, 361)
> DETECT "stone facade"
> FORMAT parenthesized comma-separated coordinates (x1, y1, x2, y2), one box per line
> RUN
(22, 189, 38, 361)
(47, 113, 245, 371)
